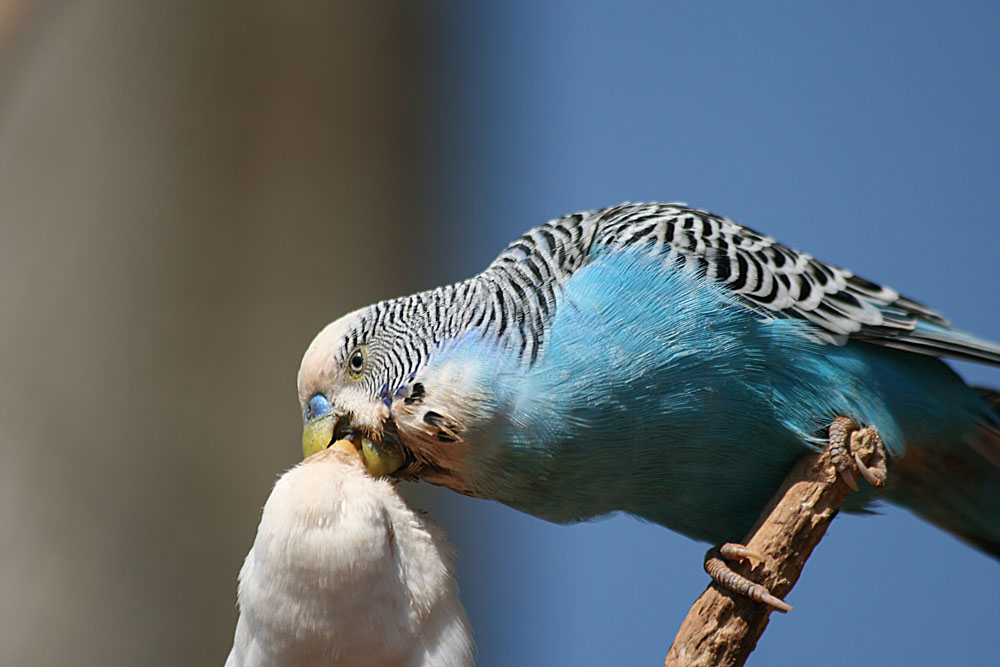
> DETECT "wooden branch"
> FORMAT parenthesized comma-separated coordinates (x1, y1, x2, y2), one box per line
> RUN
(665, 427, 887, 667)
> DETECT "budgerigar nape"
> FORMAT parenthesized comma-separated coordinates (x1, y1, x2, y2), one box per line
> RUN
(227, 442, 474, 667)
(298, 202, 1000, 609)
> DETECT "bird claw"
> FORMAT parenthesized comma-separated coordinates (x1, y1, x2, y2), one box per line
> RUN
(703, 418, 888, 616)
(719, 542, 765, 567)
(705, 544, 793, 613)
(828, 416, 886, 490)
(854, 450, 886, 488)
(838, 466, 859, 491)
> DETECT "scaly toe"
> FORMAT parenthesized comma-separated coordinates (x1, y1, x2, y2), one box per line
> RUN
(704, 547, 793, 613)
(828, 416, 860, 491)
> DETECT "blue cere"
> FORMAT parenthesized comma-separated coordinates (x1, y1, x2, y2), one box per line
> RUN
(305, 393, 332, 422)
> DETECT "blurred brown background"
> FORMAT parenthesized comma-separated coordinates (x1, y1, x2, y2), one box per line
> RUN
(0, 2, 429, 664)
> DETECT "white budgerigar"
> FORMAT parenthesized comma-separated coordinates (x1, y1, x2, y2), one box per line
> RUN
(226, 442, 474, 667)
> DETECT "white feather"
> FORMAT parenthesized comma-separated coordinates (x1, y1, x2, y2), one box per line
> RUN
(225, 448, 474, 667)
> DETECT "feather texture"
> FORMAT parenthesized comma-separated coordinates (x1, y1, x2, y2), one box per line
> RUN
(226, 448, 474, 667)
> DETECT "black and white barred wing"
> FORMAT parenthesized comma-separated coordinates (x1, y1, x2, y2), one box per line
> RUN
(496, 203, 1000, 365)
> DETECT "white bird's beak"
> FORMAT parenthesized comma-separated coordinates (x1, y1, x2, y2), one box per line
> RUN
(327, 438, 365, 464)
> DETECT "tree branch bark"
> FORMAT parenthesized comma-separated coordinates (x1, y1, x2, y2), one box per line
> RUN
(665, 427, 887, 667)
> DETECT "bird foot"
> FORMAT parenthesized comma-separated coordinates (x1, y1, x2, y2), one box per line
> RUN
(828, 417, 887, 491)
(704, 543, 793, 613)
(703, 419, 888, 614)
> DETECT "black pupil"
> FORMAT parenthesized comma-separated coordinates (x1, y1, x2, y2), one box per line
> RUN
(351, 352, 363, 370)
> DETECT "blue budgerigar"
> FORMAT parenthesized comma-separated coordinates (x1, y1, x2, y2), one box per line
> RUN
(298, 203, 1000, 577)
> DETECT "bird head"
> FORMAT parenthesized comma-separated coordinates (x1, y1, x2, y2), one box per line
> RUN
(297, 308, 408, 478)
(297, 297, 487, 499)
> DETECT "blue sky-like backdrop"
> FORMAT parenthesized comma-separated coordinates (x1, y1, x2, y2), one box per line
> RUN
(409, 3, 1000, 665)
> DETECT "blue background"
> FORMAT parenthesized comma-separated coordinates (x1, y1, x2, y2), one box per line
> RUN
(415, 3, 1000, 665)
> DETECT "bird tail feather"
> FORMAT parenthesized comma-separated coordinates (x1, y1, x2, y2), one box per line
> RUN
(888, 386, 1000, 559)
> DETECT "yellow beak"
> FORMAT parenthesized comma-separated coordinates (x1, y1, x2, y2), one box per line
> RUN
(302, 414, 335, 458)
(359, 437, 407, 477)
(302, 414, 406, 477)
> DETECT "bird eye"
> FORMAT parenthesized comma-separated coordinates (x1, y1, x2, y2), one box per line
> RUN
(346, 345, 366, 379)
